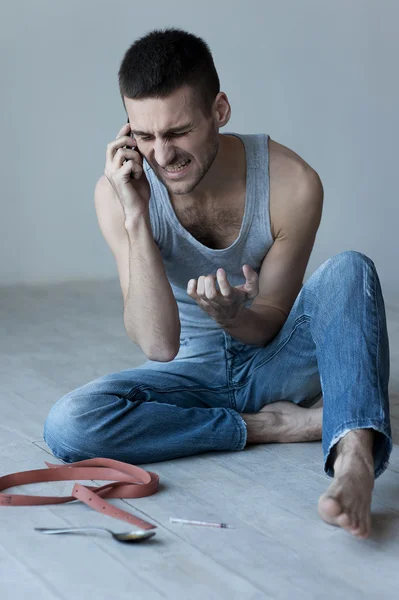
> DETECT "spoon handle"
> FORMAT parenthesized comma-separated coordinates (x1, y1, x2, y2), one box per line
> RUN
(35, 527, 111, 535)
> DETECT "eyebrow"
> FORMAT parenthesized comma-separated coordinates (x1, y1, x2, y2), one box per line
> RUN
(131, 123, 193, 136)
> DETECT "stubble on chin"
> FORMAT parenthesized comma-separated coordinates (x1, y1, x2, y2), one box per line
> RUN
(153, 135, 219, 195)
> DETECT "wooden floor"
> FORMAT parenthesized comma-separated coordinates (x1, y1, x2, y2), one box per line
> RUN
(1, 278, 398, 599)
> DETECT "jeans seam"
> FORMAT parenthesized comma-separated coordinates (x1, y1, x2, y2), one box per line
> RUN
(231, 315, 310, 390)
(225, 408, 247, 450)
(325, 418, 392, 478)
(372, 260, 385, 424)
(44, 426, 145, 462)
(127, 383, 230, 400)
(328, 418, 390, 434)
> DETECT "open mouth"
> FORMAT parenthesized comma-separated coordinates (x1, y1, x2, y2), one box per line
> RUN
(163, 159, 191, 177)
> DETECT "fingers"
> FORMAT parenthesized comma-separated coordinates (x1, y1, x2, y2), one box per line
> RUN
(114, 147, 142, 173)
(187, 275, 217, 300)
(216, 269, 232, 297)
(116, 122, 131, 138)
(107, 121, 135, 155)
(197, 275, 216, 298)
(111, 150, 143, 180)
(243, 264, 257, 283)
(106, 135, 136, 162)
(119, 158, 143, 180)
(189, 273, 230, 301)
(105, 123, 143, 179)
(204, 275, 217, 300)
(187, 267, 256, 302)
(242, 264, 259, 298)
(187, 279, 197, 297)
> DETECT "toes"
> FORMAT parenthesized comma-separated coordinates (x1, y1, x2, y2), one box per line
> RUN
(349, 520, 364, 537)
(353, 513, 371, 539)
(349, 517, 359, 531)
(338, 513, 370, 538)
(318, 489, 372, 539)
(351, 506, 372, 538)
(351, 523, 369, 539)
(336, 512, 351, 529)
(336, 511, 361, 536)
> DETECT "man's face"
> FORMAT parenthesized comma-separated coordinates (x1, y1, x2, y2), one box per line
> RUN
(125, 85, 219, 195)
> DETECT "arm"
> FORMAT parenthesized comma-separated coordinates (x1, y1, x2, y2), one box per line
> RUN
(94, 176, 180, 362)
(218, 304, 288, 347)
(221, 166, 323, 346)
(124, 213, 181, 361)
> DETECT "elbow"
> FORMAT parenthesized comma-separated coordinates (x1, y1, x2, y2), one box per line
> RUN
(146, 344, 179, 363)
(125, 333, 179, 362)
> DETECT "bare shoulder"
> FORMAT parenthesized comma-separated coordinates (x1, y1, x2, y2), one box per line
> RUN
(268, 137, 323, 239)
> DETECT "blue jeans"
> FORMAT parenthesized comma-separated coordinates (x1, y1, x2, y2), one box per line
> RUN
(43, 251, 392, 478)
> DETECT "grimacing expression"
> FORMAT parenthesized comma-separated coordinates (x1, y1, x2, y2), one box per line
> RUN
(125, 87, 220, 195)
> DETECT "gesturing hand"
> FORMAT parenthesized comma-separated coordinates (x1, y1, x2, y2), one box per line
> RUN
(187, 264, 259, 325)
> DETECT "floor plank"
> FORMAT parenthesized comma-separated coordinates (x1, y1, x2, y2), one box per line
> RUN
(1, 279, 399, 599)
(0, 429, 266, 600)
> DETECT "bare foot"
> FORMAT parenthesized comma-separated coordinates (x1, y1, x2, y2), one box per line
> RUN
(240, 401, 323, 444)
(318, 430, 375, 539)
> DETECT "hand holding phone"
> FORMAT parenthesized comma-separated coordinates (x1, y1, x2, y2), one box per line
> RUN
(103, 118, 150, 219)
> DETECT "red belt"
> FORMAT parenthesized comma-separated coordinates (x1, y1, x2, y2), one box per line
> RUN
(0, 458, 159, 530)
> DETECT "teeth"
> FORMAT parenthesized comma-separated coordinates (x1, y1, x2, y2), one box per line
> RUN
(165, 159, 190, 172)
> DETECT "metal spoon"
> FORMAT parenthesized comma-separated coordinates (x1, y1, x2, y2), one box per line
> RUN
(34, 526, 156, 543)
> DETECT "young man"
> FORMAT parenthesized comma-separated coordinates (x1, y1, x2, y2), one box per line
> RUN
(44, 28, 392, 539)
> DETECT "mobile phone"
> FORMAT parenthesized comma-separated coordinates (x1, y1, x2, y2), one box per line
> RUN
(124, 117, 142, 176)
(127, 116, 143, 149)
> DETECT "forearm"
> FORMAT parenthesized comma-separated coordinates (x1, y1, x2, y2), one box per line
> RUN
(218, 304, 287, 347)
(124, 213, 180, 361)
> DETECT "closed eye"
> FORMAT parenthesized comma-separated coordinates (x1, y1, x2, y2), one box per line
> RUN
(139, 132, 189, 142)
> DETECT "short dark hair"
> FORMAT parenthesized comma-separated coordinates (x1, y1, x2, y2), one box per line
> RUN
(118, 27, 220, 117)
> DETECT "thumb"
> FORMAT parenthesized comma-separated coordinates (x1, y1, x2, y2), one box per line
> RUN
(243, 265, 259, 297)
(243, 264, 257, 284)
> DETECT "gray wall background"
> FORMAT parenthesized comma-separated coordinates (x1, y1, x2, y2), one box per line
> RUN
(1, 0, 398, 305)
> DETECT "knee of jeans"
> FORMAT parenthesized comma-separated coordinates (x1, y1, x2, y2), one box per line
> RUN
(43, 393, 95, 462)
(330, 250, 375, 270)
(308, 250, 375, 289)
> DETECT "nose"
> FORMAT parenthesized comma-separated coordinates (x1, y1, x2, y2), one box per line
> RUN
(153, 139, 176, 169)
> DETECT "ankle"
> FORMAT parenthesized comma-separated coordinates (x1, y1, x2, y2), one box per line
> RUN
(240, 411, 279, 444)
(333, 429, 375, 476)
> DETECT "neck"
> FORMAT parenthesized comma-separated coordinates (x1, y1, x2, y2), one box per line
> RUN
(169, 134, 246, 207)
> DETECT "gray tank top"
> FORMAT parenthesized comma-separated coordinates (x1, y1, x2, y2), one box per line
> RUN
(143, 132, 274, 340)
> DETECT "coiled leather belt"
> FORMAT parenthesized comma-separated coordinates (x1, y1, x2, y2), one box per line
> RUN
(0, 458, 159, 530)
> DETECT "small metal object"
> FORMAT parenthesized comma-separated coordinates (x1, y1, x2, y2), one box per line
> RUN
(34, 526, 156, 543)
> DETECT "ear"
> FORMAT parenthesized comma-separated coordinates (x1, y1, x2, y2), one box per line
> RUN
(214, 92, 231, 127)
